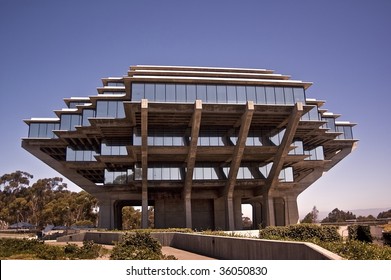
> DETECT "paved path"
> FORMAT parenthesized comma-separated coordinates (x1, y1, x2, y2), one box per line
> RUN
(162, 246, 216, 260)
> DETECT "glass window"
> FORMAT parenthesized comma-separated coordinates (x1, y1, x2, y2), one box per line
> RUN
(196, 85, 207, 101)
(217, 85, 227, 103)
(166, 84, 176, 102)
(274, 87, 285, 104)
(293, 88, 306, 104)
(227, 86, 237, 104)
(186, 85, 196, 102)
(96, 101, 107, 117)
(132, 83, 144, 101)
(60, 115, 71, 130)
(108, 101, 117, 117)
(283, 87, 294, 105)
(155, 84, 165, 102)
(236, 86, 246, 104)
(323, 118, 336, 132)
(82, 109, 95, 126)
(265, 87, 276, 104)
(344, 126, 353, 139)
(145, 84, 155, 100)
(176, 84, 186, 102)
(206, 85, 217, 103)
(246, 86, 256, 103)
(29, 124, 39, 137)
(117, 101, 125, 118)
(256, 86, 266, 104)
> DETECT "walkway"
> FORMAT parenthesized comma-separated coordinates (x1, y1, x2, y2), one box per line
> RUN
(162, 246, 216, 260)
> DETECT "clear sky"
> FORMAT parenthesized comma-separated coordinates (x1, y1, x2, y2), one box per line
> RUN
(0, 0, 390, 218)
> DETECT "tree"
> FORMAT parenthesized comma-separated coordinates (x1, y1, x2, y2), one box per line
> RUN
(377, 209, 391, 219)
(321, 208, 356, 223)
(301, 206, 319, 223)
(242, 216, 253, 229)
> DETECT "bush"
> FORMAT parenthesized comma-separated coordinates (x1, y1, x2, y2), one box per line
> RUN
(319, 240, 391, 260)
(0, 238, 103, 259)
(259, 224, 341, 242)
(348, 225, 372, 243)
(110, 232, 176, 260)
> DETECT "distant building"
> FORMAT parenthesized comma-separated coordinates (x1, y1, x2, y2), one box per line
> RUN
(22, 65, 357, 230)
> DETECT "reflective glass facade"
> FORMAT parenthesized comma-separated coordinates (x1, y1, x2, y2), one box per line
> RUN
(66, 147, 98, 161)
(28, 122, 59, 138)
(132, 83, 306, 105)
(96, 101, 125, 118)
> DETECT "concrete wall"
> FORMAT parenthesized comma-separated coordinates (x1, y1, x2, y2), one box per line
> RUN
(57, 231, 341, 260)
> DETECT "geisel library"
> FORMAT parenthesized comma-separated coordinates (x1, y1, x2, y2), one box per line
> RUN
(22, 65, 357, 230)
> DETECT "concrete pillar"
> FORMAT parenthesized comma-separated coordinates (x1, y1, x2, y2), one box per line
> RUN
(141, 187, 148, 228)
(184, 196, 192, 228)
(214, 197, 226, 230)
(261, 194, 275, 227)
(284, 194, 299, 225)
(226, 196, 235, 230)
(98, 199, 114, 229)
(233, 197, 243, 230)
(252, 201, 263, 229)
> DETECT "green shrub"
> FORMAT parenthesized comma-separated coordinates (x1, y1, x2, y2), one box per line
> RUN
(36, 245, 66, 260)
(348, 225, 372, 243)
(319, 240, 391, 260)
(63, 240, 102, 259)
(0, 238, 44, 258)
(110, 232, 175, 260)
(259, 224, 341, 242)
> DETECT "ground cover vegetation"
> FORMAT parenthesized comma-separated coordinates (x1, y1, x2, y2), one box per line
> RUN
(0, 238, 106, 259)
(110, 232, 176, 260)
(259, 224, 391, 260)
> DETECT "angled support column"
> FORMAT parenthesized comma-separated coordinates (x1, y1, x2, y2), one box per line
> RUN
(183, 100, 202, 228)
(141, 99, 149, 228)
(223, 101, 254, 230)
(258, 102, 303, 226)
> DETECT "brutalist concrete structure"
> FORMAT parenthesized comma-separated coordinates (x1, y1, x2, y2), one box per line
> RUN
(22, 65, 357, 230)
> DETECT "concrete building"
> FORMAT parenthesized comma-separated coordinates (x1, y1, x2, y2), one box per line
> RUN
(22, 65, 357, 230)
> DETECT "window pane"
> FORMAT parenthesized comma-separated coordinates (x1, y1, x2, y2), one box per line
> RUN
(82, 109, 94, 126)
(155, 84, 165, 102)
(132, 83, 144, 101)
(216, 85, 227, 103)
(186, 85, 196, 102)
(96, 101, 107, 117)
(246, 86, 256, 102)
(29, 124, 39, 137)
(265, 87, 276, 104)
(274, 87, 285, 104)
(116, 101, 125, 118)
(176, 84, 186, 102)
(284, 87, 294, 104)
(236, 86, 246, 104)
(256, 86, 266, 104)
(293, 88, 305, 104)
(107, 101, 117, 117)
(166, 84, 176, 102)
(145, 84, 155, 100)
(38, 123, 47, 137)
(60, 115, 71, 130)
(227, 86, 237, 103)
(196, 85, 206, 101)
(344, 126, 353, 139)
(206, 85, 217, 103)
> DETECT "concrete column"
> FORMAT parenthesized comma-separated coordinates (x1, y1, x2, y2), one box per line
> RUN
(233, 197, 243, 230)
(214, 197, 226, 230)
(226, 196, 235, 230)
(261, 194, 275, 227)
(284, 194, 299, 225)
(184, 196, 192, 228)
(98, 199, 114, 229)
(252, 201, 263, 229)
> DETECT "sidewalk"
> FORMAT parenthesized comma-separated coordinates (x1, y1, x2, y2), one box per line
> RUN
(162, 246, 216, 260)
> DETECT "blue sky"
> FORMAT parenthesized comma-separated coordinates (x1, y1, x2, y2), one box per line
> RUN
(0, 0, 390, 218)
